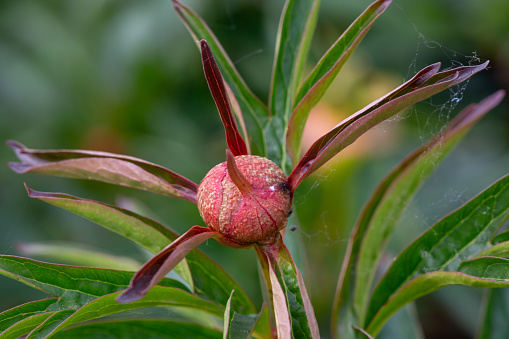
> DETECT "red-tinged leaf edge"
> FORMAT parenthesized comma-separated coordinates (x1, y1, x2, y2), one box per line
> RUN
(287, 0, 392, 162)
(353, 325, 375, 339)
(256, 235, 319, 339)
(201, 40, 248, 156)
(288, 61, 488, 192)
(226, 149, 255, 195)
(6, 140, 199, 203)
(117, 226, 248, 304)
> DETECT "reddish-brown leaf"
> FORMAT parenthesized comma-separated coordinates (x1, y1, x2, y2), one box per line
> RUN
(7, 140, 198, 203)
(288, 61, 489, 192)
(201, 40, 248, 156)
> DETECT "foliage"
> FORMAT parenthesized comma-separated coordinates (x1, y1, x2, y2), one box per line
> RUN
(2, 0, 508, 338)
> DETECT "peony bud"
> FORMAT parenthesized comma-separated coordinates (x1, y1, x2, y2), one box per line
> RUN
(197, 154, 292, 245)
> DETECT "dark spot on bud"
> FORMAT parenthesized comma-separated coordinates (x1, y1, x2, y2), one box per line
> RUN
(279, 182, 290, 194)
(287, 207, 293, 218)
(290, 225, 298, 231)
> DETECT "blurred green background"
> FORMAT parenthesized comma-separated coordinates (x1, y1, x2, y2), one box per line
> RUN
(1, 0, 508, 338)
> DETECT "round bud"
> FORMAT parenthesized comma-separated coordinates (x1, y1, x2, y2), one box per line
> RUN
(197, 155, 292, 245)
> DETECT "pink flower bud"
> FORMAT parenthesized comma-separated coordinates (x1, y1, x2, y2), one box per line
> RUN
(197, 155, 292, 245)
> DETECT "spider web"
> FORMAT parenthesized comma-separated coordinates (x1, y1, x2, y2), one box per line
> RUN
(292, 7, 485, 248)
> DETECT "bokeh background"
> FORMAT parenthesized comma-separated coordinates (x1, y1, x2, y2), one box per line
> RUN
(1, 0, 508, 338)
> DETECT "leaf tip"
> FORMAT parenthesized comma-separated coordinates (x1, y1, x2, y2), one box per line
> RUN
(116, 288, 144, 304)
(225, 149, 255, 195)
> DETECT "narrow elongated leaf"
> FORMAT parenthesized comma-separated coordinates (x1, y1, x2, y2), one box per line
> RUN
(0, 299, 57, 333)
(267, 0, 320, 170)
(7, 140, 198, 203)
(46, 287, 225, 337)
(27, 309, 75, 339)
(287, 0, 392, 162)
(1, 312, 55, 339)
(288, 62, 489, 191)
(270, 0, 320, 118)
(117, 226, 246, 304)
(475, 241, 509, 259)
(173, 0, 268, 156)
(367, 268, 509, 336)
(0, 255, 188, 302)
(351, 90, 505, 324)
(223, 291, 272, 339)
(25, 186, 177, 254)
(50, 319, 222, 339)
(365, 173, 509, 329)
(201, 40, 248, 156)
(476, 288, 509, 339)
(26, 187, 255, 314)
(256, 236, 319, 339)
(16, 241, 141, 271)
(0, 256, 225, 338)
(331, 91, 505, 337)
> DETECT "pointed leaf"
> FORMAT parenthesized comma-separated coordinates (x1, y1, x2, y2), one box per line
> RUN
(475, 241, 509, 259)
(25, 187, 255, 314)
(0, 255, 188, 302)
(0, 299, 57, 333)
(7, 140, 198, 203)
(25, 186, 177, 254)
(50, 319, 222, 339)
(173, 0, 268, 156)
(287, 0, 392, 162)
(225, 149, 255, 195)
(44, 287, 225, 337)
(27, 309, 75, 339)
(351, 90, 505, 324)
(1, 312, 55, 339)
(117, 226, 246, 304)
(269, 0, 320, 118)
(16, 241, 141, 271)
(365, 173, 509, 329)
(256, 236, 319, 339)
(288, 62, 489, 191)
(223, 291, 272, 339)
(267, 0, 320, 170)
(332, 91, 505, 336)
(201, 40, 248, 156)
(367, 267, 509, 336)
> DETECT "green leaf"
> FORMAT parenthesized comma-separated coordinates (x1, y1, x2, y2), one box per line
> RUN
(0, 299, 57, 333)
(7, 141, 198, 203)
(26, 187, 255, 314)
(27, 309, 75, 339)
(367, 269, 509, 336)
(287, 0, 392, 162)
(268, 0, 320, 171)
(270, 0, 320, 117)
(288, 62, 490, 191)
(16, 241, 141, 271)
(492, 229, 509, 244)
(255, 236, 319, 339)
(223, 291, 273, 339)
(0, 312, 54, 339)
(50, 319, 222, 339)
(44, 287, 225, 337)
(0, 256, 227, 338)
(0, 255, 188, 302)
(365, 173, 509, 331)
(173, 0, 268, 156)
(476, 288, 509, 339)
(351, 91, 505, 324)
(475, 241, 509, 259)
